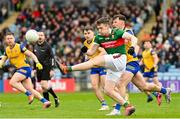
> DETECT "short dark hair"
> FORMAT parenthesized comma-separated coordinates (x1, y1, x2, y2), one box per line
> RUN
(83, 26, 94, 32)
(5, 32, 14, 36)
(96, 17, 110, 26)
(113, 14, 126, 21)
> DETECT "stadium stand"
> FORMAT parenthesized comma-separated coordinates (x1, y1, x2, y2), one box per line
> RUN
(0, 1, 153, 78)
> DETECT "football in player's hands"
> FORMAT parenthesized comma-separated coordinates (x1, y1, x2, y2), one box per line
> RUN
(81, 46, 88, 53)
(128, 46, 135, 55)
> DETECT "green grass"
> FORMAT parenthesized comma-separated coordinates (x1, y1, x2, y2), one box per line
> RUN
(0, 92, 179, 118)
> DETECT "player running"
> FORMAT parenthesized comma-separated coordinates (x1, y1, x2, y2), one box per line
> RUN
(81, 26, 109, 110)
(59, 17, 137, 116)
(108, 14, 171, 115)
(34, 32, 60, 107)
(0, 32, 51, 108)
(141, 41, 163, 103)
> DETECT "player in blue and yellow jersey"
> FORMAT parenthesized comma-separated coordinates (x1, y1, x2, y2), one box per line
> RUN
(0, 32, 51, 108)
(108, 14, 172, 115)
(142, 41, 163, 103)
(82, 26, 109, 110)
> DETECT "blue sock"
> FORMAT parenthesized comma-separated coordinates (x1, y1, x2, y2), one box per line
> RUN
(115, 103, 121, 111)
(40, 98, 48, 103)
(101, 100, 107, 106)
(25, 90, 32, 96)
(160, 88, 167, 94)
(152, 92, 158, 97)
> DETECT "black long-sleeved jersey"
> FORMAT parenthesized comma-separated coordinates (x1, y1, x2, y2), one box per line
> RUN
(34, 41, 54, 68)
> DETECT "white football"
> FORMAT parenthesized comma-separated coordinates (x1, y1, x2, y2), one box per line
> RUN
(25, 29, 39, 43)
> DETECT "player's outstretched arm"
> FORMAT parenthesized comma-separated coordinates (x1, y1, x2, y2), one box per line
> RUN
(0, 56, 7, 68)
(122, 32, 138, 47)
(152, 51, 159, 69)
(24, 50, 43, 70)
(135, 45, 140, 54)
(86, 43, 99, 56)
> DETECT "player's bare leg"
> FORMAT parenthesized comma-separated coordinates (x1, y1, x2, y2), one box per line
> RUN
(108, 71, 133, 116)
(90, 74, 109, 110)
(104, 79, 135, 116)
(143, 77, 154, 102)
(152, 76, 163, 104)
(118, 71, 134, 99)
(132, 72, 171, 104)
(22, 78, 51, 108)
(9, 73, 29, 93)
(9, 73, 35, 104)
(59, 55, 105, 73)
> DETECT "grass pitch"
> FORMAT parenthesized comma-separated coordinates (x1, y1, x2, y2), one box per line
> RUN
(0, 92, 179, 118)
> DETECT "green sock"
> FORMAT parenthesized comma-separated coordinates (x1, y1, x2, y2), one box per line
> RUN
(123, 102, 129, 107)
(68, 66, 72, 72)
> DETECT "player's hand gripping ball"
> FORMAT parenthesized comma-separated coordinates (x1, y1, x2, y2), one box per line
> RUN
(25, 29, 39, 43)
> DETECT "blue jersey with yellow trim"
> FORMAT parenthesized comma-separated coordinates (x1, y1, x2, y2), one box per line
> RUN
(5, 43, 30, 68)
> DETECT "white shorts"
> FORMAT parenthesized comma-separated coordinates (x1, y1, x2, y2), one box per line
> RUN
(104, 54, 127, 83)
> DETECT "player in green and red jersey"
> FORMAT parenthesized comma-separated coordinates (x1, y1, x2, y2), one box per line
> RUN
(59, 17, 137, 116)
(109, 14, 171, 116)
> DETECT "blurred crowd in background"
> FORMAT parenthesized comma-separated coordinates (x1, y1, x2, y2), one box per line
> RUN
(0, 0, 24, 23)
(0, 0, 179, 79)
(150, 0, 180, 72)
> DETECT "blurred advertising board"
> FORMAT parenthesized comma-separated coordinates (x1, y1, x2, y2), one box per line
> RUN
(3, 78, 75, 93)
(128, 80, 180, 93)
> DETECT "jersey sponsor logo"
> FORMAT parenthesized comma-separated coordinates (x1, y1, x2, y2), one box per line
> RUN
(113, 54, 121, 59)
(100, 38, 125, 48)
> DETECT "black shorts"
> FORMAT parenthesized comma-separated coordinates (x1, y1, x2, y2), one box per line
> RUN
(37, 67, 51, 82)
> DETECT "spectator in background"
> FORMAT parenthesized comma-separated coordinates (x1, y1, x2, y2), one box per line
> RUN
(0, 1, 153, 78)
(150, 0, 180, 71)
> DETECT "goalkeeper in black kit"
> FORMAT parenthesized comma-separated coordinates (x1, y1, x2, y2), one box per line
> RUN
(34, 31, 60, 107)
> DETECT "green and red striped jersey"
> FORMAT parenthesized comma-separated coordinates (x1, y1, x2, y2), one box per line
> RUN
(94, 28, 126, 54)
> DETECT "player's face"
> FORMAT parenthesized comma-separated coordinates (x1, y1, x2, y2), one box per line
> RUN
(83, 30, 94, 41)
(144, 41, 152, 49)
(5, 35, 15, 47)
(97, 24, 110, 36)
(112, 18, 125, 29)
(38, 32, 45, 44)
